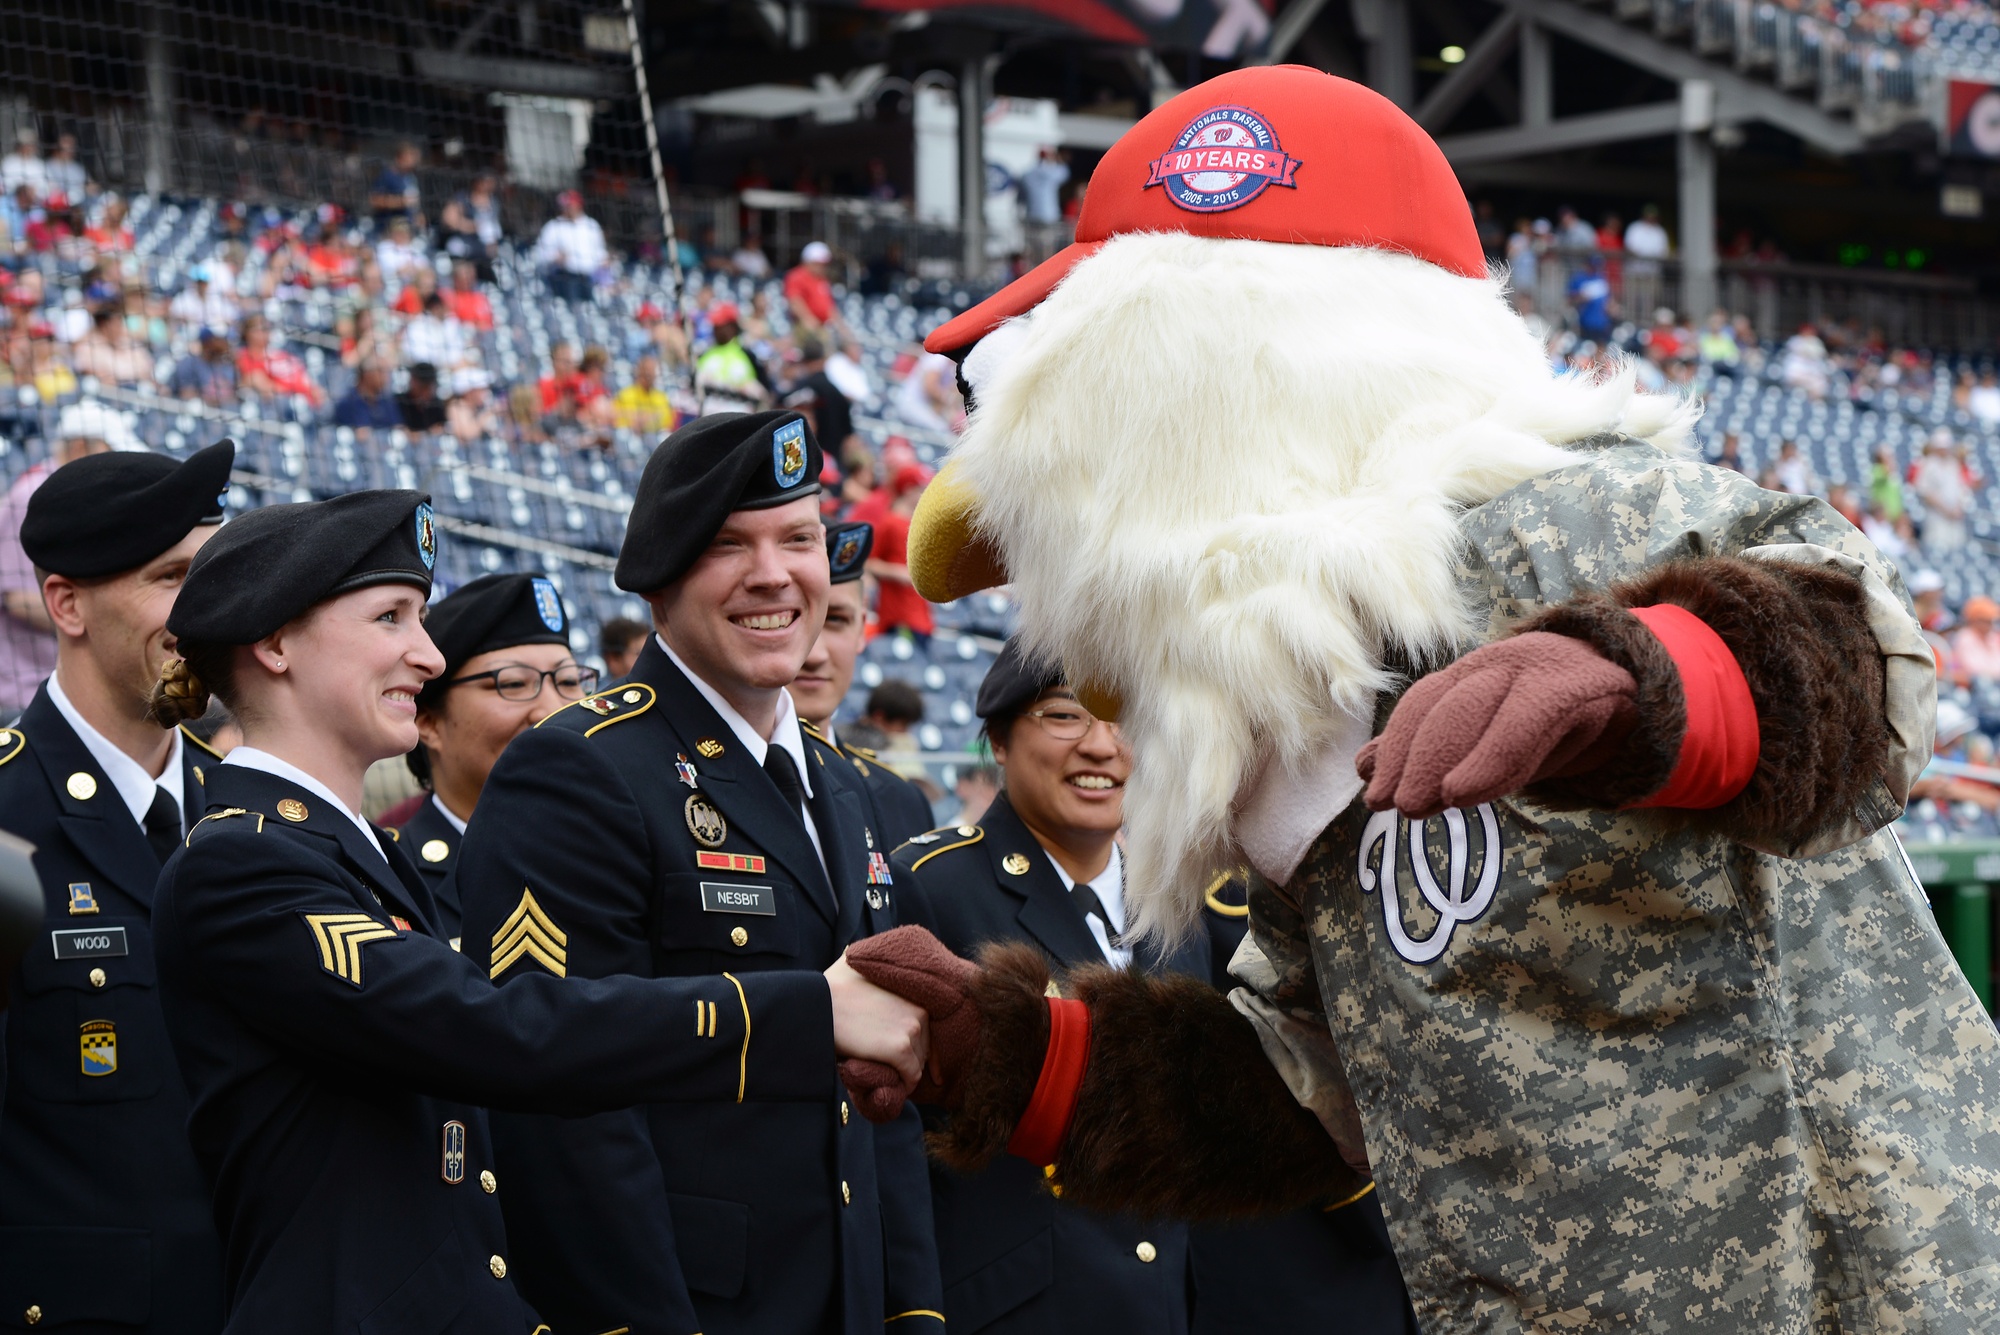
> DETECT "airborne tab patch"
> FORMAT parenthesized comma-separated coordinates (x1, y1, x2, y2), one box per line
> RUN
(303, 912, 401, 987)
(490, 887, 568, 979)
(80, 1020, 117, 1076)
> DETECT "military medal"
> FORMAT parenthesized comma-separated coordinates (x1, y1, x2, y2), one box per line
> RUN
(684, 794, 727, 847)
(867, 852, 894, 886)
(675, 754, 699, 788)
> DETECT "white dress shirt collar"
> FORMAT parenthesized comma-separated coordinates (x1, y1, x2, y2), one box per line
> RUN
(655, 634, 813, 799)
(657, 634, 824, 871)
(48, 670, 184, 828)
(430, 792, 467, 835)
(1043, 840, 1129, 967)
(223, 746, 383, 859)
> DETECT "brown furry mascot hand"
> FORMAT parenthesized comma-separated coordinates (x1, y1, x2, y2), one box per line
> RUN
(838, 926, 987, 1123)
(841, 928, 1369, 1219)
(1359, 631, 1639, 818)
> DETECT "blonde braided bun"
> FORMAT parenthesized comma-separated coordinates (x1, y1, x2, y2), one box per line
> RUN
(148, 655, 211, 728)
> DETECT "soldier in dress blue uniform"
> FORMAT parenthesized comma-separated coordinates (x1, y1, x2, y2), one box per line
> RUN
(457, 412, 946, 1335)
(889, 639, 1198, 1334)
(891, 639, 1421, 1335)
(0, 440, 235, 1334)
(396, 571, 596, 943)
(146, 488, 932, 1335)
(793, 521, 934, 847)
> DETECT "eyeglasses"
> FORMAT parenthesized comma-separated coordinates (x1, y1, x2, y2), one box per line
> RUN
(448, 665, 599, 702)
(1022, 703, 1107, 741)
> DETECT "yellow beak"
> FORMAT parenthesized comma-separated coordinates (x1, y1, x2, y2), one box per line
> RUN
(908, 459, 1009, 604)
(909, 460, 1124, 724)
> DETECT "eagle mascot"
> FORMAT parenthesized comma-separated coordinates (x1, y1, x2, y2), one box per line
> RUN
(841, 65, 2000, 1333)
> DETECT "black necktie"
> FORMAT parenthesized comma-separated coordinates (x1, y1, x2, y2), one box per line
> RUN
(1071, 882, 1122, 953)
(764, 746, 808, 829)
(144, 787, 182, 865)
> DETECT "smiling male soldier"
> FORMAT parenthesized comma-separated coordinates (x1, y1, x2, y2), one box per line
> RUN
(0, 441, 235, 1332)
(456, 410, 944, 1335)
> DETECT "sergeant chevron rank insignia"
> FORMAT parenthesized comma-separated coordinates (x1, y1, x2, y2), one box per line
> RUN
(490, 887, 568, 978)
(303, 913, 401, 987)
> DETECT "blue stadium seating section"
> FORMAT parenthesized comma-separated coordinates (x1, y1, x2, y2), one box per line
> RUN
(9, 190, 2000, 832)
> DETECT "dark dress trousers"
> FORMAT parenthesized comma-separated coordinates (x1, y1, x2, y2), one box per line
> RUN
(1188, 873, 1420, 1335)
(152, 763, 835, 1335)
(455, 638, 944, 1335)
(0, 684, 225, 1333)
(890, 792, 1203, 1335)
(389, 796, 463, 945)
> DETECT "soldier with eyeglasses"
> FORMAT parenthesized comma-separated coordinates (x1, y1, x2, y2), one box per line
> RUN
(887, 636, 1419, 1334)
(392, 571, 593, 943)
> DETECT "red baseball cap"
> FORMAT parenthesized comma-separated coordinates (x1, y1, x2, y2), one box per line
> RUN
(926, 65, 1483, 354)
(709, 302, 740, 325)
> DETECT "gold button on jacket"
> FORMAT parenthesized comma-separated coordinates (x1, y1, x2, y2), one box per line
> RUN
(480, 1169, 497, 1193)
(88, 967, 106, 988)
(840, 1180, 851, 1206)
(24, 1304, 42, 1326)
(730, 925, 749, 947)
(1135, 1241, 1157, 1263)
(488, 1255, 507, 1279)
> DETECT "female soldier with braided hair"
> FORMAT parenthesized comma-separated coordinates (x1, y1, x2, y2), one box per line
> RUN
(145, 488, 930, 1335)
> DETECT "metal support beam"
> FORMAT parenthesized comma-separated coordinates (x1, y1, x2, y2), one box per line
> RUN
(1678, 80, 1718, 318)
(1437, 100, 1682, 163)
(1260, 0, 1335, 63)
(144, 2, 175, 197)
(1519, 18, 1552, 126)
(959, 56, 987, 279)
(1498, 0, 1863, 154)
(1353, 0, 1414, 107)
(1414, 10, 1519, 131)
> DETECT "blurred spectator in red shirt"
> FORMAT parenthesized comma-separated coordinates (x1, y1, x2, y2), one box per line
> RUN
(392, 265, 439, 316)
(538, 343, 581, 413)
(85, 195, 134, 253)
(867, 464, 936, 644)
(236, 314, 325, 406)
(784, 241, 849, 339)
(444, 260, 493, 331)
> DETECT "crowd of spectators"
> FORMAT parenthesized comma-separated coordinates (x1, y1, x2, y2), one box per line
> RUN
(0, 128, 979, 736)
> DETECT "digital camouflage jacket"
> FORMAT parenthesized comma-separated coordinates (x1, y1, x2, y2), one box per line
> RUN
(1233, 442, 2000, 1334)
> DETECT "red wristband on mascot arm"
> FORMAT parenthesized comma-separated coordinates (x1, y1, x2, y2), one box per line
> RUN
(1626, 603, 1760, 809)
(1007, 997, 1090, 1165)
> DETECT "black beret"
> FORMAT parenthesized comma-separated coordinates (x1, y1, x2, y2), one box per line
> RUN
(826, 521, 871, 585)
(169, 490, 438, 645)
(416, 572, 570, 708)
(21, 440, 235, 579)
(615, 411, 822, 593)
(975, 636, 1065, 721)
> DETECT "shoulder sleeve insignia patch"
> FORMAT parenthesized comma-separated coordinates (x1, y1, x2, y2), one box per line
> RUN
(302, 912, 401, 987)
(0, 728, 25, 770)
(490, 887, 569, 979)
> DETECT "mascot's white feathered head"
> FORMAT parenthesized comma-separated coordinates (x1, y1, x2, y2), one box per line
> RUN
(912, 66, 1693, 943)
